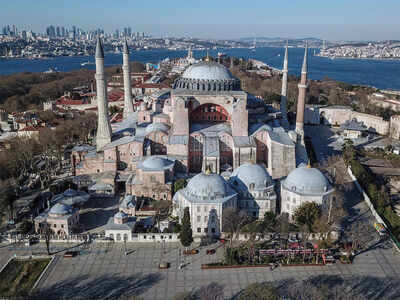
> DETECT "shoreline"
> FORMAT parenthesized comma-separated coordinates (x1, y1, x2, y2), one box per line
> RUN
(316, 54, 400, 61)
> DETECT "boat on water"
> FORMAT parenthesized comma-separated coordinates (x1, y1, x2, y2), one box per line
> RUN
(43, 67, 58, 74)
(81, 61, 94, 66)
(217, 52, 226, 57)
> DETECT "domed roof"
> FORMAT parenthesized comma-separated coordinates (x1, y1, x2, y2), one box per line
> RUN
(49, 203, 72, 215)
(145, 122, 170, 135)
(114, 211, 127, 219)
(283, 166, 332, 195)
(140, 156, 174, 170)
(186, 173, 229, 199)
(230, 163, 273, 191)
(63, 188, 78, 197)
(182, 62, 235, 81)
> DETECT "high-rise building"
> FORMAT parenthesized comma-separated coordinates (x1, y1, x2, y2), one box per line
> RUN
(56, 26, 60, 37)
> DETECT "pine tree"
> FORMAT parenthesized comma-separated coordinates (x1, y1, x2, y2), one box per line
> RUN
(179, 207, 193, 249)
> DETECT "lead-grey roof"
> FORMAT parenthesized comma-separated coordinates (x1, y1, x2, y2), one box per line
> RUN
(190, 122, 231, 136)
(204, 136, 220, 157)
(169, 135, 189, 145)
(49, 203, 74, 215)
(72, 145, 95, 152)
(229, 163, 274, 191)
(120, 195, 136, 208)
(340, 119, 367, 132)
(89, 182, 113, 191)
(233, 136, 255, 147)
(104, 217, 136, 231)
(138, 156, 175, 171)
(185, 173, 236, 201)
(95, 37, 104, 59)
(182, 61, 236, 81)
(103, 135, 143, 150)
(282, 166, 333, 196)
(145, 122, 170, 135)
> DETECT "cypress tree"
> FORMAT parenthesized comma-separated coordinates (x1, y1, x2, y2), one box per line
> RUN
(179, 207, 193, 248)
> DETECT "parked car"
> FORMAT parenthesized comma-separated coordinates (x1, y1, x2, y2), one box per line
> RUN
(64, 251, 79, 258)
(206, 249, 216, 255)
(159, 262, 169, 269)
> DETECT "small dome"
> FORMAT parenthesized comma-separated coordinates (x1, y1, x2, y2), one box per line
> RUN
(182, 61, 235, 81)
(49, 203, 72, 215)
(283, 166, 331, 195)
(145, 122, 170, 135)
(230, 163, 273, 191)
(114, 211, 127, 219)
(140, 156, 174, 170)
(186, 173, 228, 199)
(63, 188, 78, 197)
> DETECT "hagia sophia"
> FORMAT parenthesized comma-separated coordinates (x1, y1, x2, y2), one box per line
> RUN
(71, 38, 334, 236)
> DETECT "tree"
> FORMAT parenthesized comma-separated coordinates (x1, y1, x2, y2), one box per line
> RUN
(42, 224, 53, 255)
(174, 179, 187, 195)
(222, 207, 250, 247)
(179, 207, 193, 249)
(196, 282, 224, 300)
(293, 202, 321, 233)
(262, 211, 277, 234)
(2, 190, 17, 220)
(238, 282, 279, 300)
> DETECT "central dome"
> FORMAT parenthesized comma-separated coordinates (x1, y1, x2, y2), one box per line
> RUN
(182, 62, 235, 81)
(186, 173, 229, 199)
(174, 61, 241, 91)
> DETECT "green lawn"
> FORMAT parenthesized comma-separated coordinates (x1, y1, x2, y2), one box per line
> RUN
(0, 258, 51, 297)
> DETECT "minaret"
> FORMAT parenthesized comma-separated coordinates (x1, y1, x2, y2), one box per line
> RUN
(280, 41, 289, 129)
(230, 56, 234, 69)
(122, 38, 134, 118)
(95, 37, 112, 151)
(295, 42, 308, 135)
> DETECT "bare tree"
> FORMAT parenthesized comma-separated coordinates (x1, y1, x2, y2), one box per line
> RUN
(40, 223, 53, 255)
(195, 282, 224, 300)
(222, 207, 250, 247)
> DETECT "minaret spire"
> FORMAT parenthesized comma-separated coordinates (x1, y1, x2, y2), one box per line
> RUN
(280, 40, 289, 129)
(205, 49, 210, 62)
(295, 41, 308, 135)
(122, 38, 134, 118)
(95, 37, 112, 151)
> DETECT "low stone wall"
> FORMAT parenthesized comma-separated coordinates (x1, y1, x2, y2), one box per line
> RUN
(348, 166, 400, 253)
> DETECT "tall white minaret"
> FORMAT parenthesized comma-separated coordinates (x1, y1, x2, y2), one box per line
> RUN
(122, 38, 134, 118)
(280, 41, 289, 129)
(95, 37, 112, 151)
(295, 42, 308, 135)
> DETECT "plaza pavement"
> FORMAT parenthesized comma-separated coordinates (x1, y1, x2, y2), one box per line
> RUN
(1, 237, 400, 299)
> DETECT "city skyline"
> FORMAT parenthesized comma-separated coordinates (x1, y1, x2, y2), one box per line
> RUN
(2, 0, 400, 41)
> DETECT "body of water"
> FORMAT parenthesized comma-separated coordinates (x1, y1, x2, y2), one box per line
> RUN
(1, 47, 400, 90)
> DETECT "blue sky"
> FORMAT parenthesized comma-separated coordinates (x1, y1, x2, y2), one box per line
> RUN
(2, 0, 399, 40)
